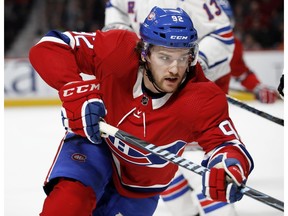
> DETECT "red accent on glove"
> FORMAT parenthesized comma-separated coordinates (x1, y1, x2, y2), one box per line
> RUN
(227, 166, 243, 185)
(254, 84, 278, 104)
(208, 168, 226, 200)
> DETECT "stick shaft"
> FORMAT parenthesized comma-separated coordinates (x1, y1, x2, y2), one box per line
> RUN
(99, 122, 284, 212)
(241, 186, 284, 212)
(227, 95, 284, 126)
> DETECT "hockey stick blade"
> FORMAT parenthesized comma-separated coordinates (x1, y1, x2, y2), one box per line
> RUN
(227, 95, 284, 126)
(99, 122, 284, 212)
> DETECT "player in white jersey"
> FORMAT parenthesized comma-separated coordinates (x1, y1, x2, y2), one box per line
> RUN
(103, 1, 236, 215)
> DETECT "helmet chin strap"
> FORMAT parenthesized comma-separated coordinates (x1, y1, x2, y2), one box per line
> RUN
(144, 63, 166, 94)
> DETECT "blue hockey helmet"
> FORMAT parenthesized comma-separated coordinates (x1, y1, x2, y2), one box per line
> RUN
(140, 7, 198, 48)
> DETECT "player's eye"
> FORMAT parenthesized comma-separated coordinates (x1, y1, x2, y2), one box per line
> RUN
(160, 56, 169, 61)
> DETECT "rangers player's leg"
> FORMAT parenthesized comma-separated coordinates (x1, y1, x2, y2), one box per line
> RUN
(160, 170, 200, 216)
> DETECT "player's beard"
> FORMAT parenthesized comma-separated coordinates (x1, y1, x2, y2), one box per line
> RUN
(156, 75, 182, 93)
(146, 69, 188, 94)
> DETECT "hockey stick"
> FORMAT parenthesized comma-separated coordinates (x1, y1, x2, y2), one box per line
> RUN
(226, 95, 284, 126)
(99, 121, 284, 212)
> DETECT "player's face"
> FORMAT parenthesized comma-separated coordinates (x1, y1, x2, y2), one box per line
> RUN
(145, 46, 190, 93)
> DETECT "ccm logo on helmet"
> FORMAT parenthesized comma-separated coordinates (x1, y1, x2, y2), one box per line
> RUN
(170, 35, 188, 40)
(63, 83, 100, 97)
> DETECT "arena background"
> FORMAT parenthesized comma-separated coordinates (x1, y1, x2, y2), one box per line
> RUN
(3, 0, 285, 215)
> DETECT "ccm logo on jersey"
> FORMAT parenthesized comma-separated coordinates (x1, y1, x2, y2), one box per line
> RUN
(170, 35, 188, 40)
(62, 83, 100, 97)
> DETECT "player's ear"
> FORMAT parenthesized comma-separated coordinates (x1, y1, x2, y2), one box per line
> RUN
(141, 52, 147, 62)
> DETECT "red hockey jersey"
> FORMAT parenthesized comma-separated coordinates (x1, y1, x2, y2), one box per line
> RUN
(30, 30, 251, 198)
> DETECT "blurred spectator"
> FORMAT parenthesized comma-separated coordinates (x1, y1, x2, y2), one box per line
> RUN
(4, 0, 283, 57)
(45, 0, 105, 32)
(231, 0, 283, 50)
(5, 0, 34, 53)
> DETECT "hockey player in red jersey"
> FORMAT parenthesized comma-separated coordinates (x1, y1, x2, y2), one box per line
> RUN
(30, 6, 254, 216)
(103, 1, 236, 215)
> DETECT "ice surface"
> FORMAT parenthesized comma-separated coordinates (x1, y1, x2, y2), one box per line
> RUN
(4, 100, 285, 216)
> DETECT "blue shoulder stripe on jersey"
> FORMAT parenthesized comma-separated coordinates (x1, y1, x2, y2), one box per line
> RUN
(212, 26, 232, 35)
(211, 36, 234, 45)
(45, 30, 70, 45)
(210, 26, 234, 45)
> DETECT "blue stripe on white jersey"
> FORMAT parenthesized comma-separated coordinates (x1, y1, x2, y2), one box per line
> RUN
(210, 25, 234, 45)
(209, 57, 228, 69)
(198, 51, 208, 66)
(199, 51, 228, 69)
(197, 193, 229, 213)
(161, 186, 190, 201)
(161, 174, 191, 201)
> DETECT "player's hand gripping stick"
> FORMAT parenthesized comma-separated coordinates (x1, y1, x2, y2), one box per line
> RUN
(59, 79, 107, 144)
